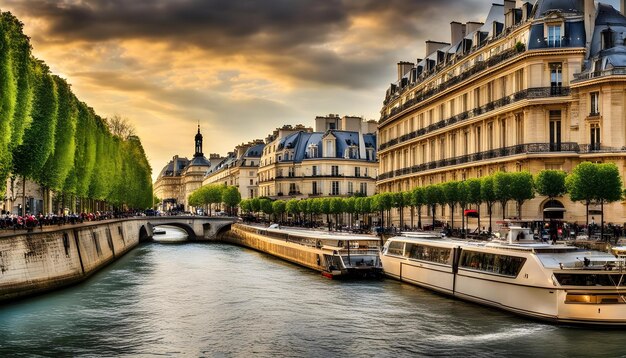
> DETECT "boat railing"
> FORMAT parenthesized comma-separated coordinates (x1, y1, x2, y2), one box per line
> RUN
(337, 248, 380, 256)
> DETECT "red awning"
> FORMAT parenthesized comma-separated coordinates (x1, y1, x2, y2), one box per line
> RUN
(464, 209, 479, 217)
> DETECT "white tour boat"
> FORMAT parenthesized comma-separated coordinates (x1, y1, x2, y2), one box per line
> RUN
(381, 224, 626, 325)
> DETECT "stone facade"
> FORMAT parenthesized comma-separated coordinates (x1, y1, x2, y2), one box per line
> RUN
(378, 1, 626, 227)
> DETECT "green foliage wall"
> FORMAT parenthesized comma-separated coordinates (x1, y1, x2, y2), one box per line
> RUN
(0, 12, 153, 209)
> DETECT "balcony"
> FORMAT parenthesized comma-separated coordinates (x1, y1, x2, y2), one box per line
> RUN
(378, 142, 579, 181)
(378, 87, 571, 151)
(381, 47, 525, 119)
(573, 68, 626, 82)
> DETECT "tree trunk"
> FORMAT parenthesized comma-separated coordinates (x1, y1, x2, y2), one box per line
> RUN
(488, 204, 493, 233)
(601, 201, 605, 241)
(21, 176, 26, 216)
(417, 206, 422, 229)
(477, 204, 481, 233)
(432, 204, 436, 229)
(450, 203, 454, 230)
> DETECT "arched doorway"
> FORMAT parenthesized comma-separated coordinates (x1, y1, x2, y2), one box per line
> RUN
(543, 199, 565, 220)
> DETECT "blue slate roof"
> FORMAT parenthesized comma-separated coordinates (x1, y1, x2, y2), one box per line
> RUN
(533, 0, 584, 19)
(276, 130, 377, 163)
(188, 155, 211, 167)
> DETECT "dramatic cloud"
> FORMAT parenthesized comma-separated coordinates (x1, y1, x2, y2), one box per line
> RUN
(0, 0, 514, 180)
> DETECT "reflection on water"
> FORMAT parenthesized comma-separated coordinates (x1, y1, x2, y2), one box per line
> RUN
(1, 243, 626, 356)
(152, 225, 188, 243)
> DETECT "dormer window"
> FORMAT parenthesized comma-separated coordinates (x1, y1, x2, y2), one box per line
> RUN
(547, 24, 562, 47)
(602, 28, 614, 50)
(324, 136, 336, 158)
(344, 145, 359, 159)
(307, 144, 318, 158)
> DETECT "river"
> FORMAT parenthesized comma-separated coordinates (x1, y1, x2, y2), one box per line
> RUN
(0, 227, 625, 357)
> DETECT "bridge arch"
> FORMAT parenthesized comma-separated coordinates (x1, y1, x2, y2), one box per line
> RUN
(215, 223, 232, 239)
(139, 225, 150, 243)
(151, 223, 197, 240)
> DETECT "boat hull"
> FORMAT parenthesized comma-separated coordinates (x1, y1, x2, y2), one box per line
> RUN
(381, 254, 626, 325)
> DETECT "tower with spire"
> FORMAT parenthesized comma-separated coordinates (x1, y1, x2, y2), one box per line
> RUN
(194, 124, 203, 158)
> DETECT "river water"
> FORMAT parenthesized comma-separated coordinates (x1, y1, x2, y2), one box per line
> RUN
(1, 228, 626, 357)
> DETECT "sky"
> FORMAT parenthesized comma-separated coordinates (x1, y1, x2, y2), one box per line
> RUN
(0, 0, 622, 182)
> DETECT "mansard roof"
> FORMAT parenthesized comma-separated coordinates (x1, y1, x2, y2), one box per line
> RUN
(275, 129, 376, 162)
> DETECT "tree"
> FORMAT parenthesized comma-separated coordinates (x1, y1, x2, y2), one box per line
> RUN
(412, 187, 426, 229)
(535, 170, 567, 201)
(465, 178, 482, 232)
(392, 192, 408, 229)
(493, 172, 513, 219)
(457, 181, 469, 237)
(596, 163, 623, 241)
(260, 198, 273, 220)
(203, 185, 224, 215)
(424, 184, 443, 229)
(320, 198, 332, 230)
(481, 176, 497, 233)
(566, 162, 599, 228)
(286, 199, 300, 224)
(107, 114, 136, 140)
(222, 186, 241, 216)
(343, 197, 356, 229)
(330, 198, 344, 229)
(509, 172, 535, 220)
(442, 181, 459, 230)
(272, 200, 286, 222)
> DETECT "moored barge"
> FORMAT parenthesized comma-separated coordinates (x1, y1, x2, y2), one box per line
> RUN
(227, 223, 382, 278)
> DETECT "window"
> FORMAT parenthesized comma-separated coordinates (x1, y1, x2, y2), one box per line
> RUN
(331, 165, 339, 176)
(514, 69, 524, 92)
(289, 183, 296, 194)
(404, 243, 451, 264)
(500, 119, 506, 148)
(463, 131, 469, 155)
(590, 92, 600, 116)
(249, 179, 253, 185)
(308, 144, 318, 158)
(312, 165, 318, 176)
(487, 123, 494, 150)
(348, 182, 353, 195)
(549, 110, 561, 151)
(331, 181, 339, 195)
(360, 182, 367, 196)
(476, 126, 482, 152)
(550, 63, 562, 94)
(450, 133, 457, 158)
(355, 167, 360, 177)
(515, 114, 523, 145)
(590, 123, 601, 151)
(547, 25, 561, 47)
(460, 251, 526, 277)
(474, 87, 481, 108)
(462, 93, 468, 112)
(386, 241, 404, 256)
(312, 181, 318, 195)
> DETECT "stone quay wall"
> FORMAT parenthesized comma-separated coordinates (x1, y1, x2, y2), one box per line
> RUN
(0, 220, 143, 303)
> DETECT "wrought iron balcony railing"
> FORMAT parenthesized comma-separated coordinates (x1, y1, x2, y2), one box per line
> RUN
(377, 142, 579, 181)
(378, 87, 571, 151)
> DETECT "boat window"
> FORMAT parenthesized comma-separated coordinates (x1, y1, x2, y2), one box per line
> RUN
(565, 294, 626, 304)
(554, 273, 626, 287)
(405, 243, 451, 264)
(387, 241, 405, 256)
(459, 251, 526, 277)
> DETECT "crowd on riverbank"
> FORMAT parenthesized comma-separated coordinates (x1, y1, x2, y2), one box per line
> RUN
(0, 211, 138, 231)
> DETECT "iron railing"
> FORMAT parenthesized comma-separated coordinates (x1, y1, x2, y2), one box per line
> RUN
(377, 142, 579, 181)
(378, 86, 571, 151)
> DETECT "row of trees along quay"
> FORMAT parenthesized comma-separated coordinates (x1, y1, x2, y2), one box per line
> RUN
(235, 162, 622, 239)
(0, 12, 153, 214)
(188, 184, 242, 216)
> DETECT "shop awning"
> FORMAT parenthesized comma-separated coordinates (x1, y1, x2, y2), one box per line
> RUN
(464, 209, 479, 217)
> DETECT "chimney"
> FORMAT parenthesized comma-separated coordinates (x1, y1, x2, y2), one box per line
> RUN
(504, 0, 515, 14)
(450, 21, 466, 44)
(466, 21, 484, 34)
(425, 40, 450, 57)
(584, 0, 596, 50)
(397, 61, 414, 82)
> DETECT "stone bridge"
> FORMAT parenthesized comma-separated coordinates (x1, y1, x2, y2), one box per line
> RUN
(139, 216, 236, 241)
